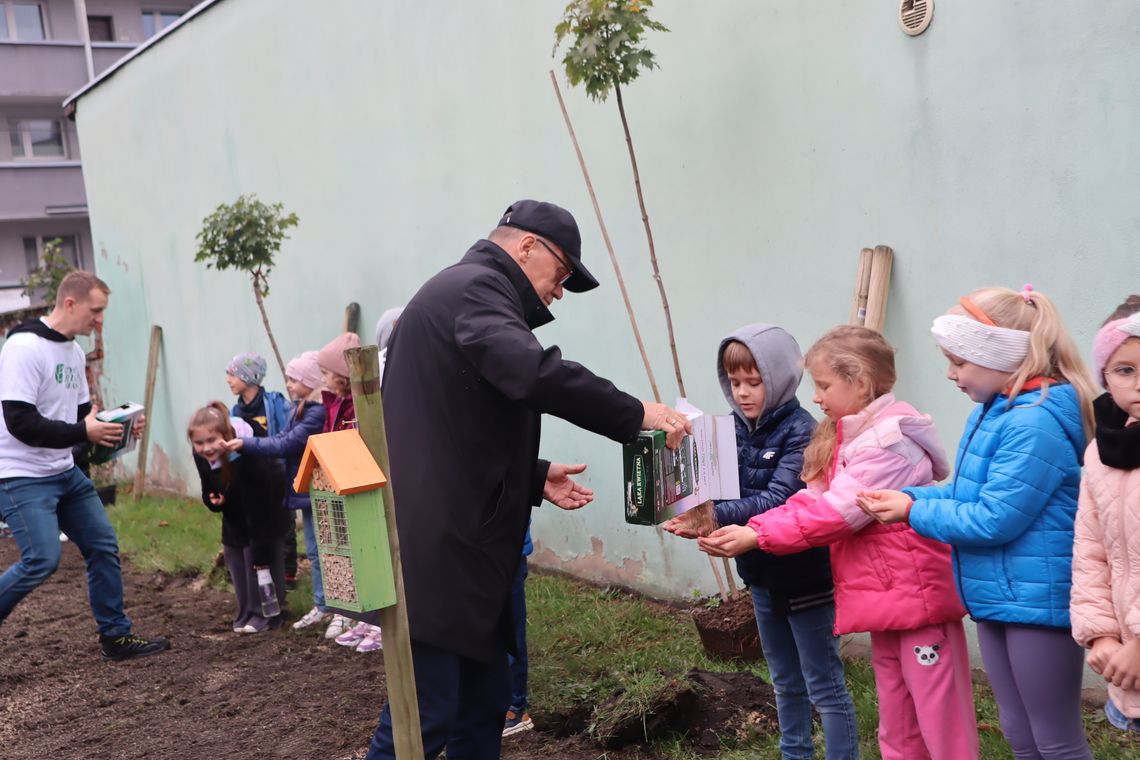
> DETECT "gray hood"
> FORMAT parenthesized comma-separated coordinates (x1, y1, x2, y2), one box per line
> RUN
(717, 324, 804, 431)
(374, 306, 405, 351)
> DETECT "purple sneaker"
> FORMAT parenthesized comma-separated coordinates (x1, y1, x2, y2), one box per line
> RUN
(355, 626, 383, 653)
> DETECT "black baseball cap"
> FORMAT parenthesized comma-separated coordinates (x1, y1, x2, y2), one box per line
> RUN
(499, 200, 599, 292)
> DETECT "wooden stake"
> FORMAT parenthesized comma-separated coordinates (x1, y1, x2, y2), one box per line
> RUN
(345, 346, 423, 760)
(549, 71, 662, 403)
(133, 325, 162, 501)
(721, 557, 737, 598)
(863, 246, 894, 333)
(344, 302, 361, 335)
(708, 555, 728, 601)
(849, 248, 874, 326)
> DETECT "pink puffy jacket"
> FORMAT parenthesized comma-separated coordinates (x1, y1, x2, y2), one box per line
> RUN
(1070, 439, 1140, 718)
(749, 394, 966, 634)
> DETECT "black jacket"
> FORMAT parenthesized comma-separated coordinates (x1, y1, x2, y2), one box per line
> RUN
(382, 240, 644, 661)
(193, 453, 288, 566)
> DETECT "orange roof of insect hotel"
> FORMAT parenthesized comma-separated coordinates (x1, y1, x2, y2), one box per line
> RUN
(294, 429, 388, 495)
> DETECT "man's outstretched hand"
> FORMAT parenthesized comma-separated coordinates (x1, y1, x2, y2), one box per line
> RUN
(544, 463, 594, 510)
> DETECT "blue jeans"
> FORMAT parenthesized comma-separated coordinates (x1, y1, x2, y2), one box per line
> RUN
(300, 507, 325, 610)
(508, 556, 528, 711)
(366, 638, 510, 760)
(1105, 699, 1140, 732)
(752, 586, 859, 760)
(0, 467, 132, 636)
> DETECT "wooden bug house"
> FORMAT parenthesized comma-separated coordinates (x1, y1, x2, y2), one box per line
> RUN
(294, 429, 396, 612)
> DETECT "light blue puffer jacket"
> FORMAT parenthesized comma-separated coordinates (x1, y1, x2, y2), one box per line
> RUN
(904, 383, 1085, 629)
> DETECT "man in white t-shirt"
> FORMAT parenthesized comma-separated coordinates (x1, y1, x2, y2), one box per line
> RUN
(0, 271, 169, 660)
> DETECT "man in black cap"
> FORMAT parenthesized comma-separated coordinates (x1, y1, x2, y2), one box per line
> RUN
(366, 200, 690, 759)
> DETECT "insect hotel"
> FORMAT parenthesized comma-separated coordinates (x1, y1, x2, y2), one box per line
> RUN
(294, 429, 397, 612)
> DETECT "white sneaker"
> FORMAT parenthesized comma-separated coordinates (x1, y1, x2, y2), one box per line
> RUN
(324, 614, 350, 640)
(292, 606, 332, 630)
(59, 532, 69, 542)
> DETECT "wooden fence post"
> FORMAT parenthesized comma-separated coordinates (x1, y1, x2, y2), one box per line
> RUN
(133, 325, 162, 501)
(345, 345, 423, 759)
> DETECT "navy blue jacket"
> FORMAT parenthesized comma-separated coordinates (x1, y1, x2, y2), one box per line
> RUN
(241, 400, 325, 510)
(714, 399, 834, 614)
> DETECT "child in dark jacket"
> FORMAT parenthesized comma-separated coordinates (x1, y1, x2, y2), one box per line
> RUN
(189, 402, 289, 633)
(223, 352, 327, 631)
(665, 324, 858, 760)
(225, 351, 297, 586)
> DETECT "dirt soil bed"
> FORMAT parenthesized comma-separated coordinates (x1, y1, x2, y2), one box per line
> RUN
(0, 541, 775, 759)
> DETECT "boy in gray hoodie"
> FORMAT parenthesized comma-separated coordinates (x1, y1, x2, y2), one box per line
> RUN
(665, 324, 858, 760)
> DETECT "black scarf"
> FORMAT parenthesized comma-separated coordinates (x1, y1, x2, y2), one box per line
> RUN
(1094, 393, 1140, 470)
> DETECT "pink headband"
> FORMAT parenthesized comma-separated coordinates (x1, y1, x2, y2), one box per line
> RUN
(1093, 313, 1140, 387)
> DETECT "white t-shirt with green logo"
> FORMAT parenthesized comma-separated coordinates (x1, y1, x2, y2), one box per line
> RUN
(0, 331, 89, 478)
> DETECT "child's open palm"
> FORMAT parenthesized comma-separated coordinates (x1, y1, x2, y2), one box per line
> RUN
(856, 489, 912, 524)
(207, 492, 225, 507)
(697, 524, 759, 557)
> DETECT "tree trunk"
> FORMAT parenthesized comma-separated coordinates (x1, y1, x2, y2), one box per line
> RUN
(614, 81, 686, 398)
(251, 272, 287, 385)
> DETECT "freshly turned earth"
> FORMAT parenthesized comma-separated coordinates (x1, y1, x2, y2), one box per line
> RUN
(0, 541, 776, 759)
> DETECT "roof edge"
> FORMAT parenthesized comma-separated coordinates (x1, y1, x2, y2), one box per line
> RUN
(64, 0, 226, 113)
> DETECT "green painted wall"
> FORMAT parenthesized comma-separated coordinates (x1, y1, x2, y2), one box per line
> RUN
(75, 0, 1140, 611)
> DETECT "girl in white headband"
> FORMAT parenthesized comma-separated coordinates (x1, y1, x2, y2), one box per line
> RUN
(858, 285, 1098, 759)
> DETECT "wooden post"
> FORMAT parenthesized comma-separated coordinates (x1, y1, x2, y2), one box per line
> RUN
(344, 302, 361, 335)
(345, 346, 423, 759)
(133, 325, 162, 501)
(863, 246, 894, 333)
(849, 248, 873, 326)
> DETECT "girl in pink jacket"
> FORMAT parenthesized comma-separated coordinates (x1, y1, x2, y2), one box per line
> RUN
(700, 326, 975, 760)
(1071, 296, 1140, 733)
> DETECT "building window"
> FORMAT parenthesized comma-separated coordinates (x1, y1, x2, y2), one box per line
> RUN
(142, 10, 181, 38)
(0, 2, 47, 41)
(7, 119, 66, 159)
(23, 236, 80, 276)
(87, 15, 113, 42)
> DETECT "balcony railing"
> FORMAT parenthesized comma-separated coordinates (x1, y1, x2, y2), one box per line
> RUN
(0, 40, 138, 99)
(0, 163, 87, 221)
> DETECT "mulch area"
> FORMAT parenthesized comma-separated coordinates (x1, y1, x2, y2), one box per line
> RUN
(0, 540, 775, 759)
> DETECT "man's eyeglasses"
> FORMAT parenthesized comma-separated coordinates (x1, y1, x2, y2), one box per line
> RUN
(1105, 364, 1139, 389)
(535, 238, 573, 285)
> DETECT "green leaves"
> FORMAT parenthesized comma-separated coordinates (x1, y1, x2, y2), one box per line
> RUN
(21, 238, 74, 307)
(554, 0, 668, 102)
(193, 194, 299, 295)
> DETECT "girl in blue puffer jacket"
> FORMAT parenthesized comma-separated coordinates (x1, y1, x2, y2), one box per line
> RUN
(223, 351, 327, 631)
(859, 285, 1098, 760)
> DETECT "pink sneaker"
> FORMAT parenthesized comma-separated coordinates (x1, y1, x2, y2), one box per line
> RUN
(335, 622, 371, 648)
(355, 625, 383, 653)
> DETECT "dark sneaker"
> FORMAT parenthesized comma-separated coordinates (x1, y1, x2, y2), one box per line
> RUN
(502, 707, 533, 737)
(100, 633, 171, 661)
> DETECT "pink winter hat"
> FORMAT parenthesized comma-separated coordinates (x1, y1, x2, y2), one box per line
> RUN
(1093, 313, 1140, 387)
(285, 351, 323, 391)
(317, 332, 360, 379)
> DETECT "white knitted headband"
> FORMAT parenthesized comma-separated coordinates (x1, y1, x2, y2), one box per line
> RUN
(931, 315, 1030, 372)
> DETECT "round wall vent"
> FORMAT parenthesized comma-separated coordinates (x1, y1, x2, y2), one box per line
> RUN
(899, 0, 934, 36)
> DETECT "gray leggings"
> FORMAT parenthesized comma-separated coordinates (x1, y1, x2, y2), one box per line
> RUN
(976, 621, 1092, 760)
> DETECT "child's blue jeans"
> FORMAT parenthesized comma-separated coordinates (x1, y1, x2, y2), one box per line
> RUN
(1105, 698, 1140, 732)
(507, 555, 528, 711)
(300, 506, 325, 611)
(752, 585, 860, 760)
